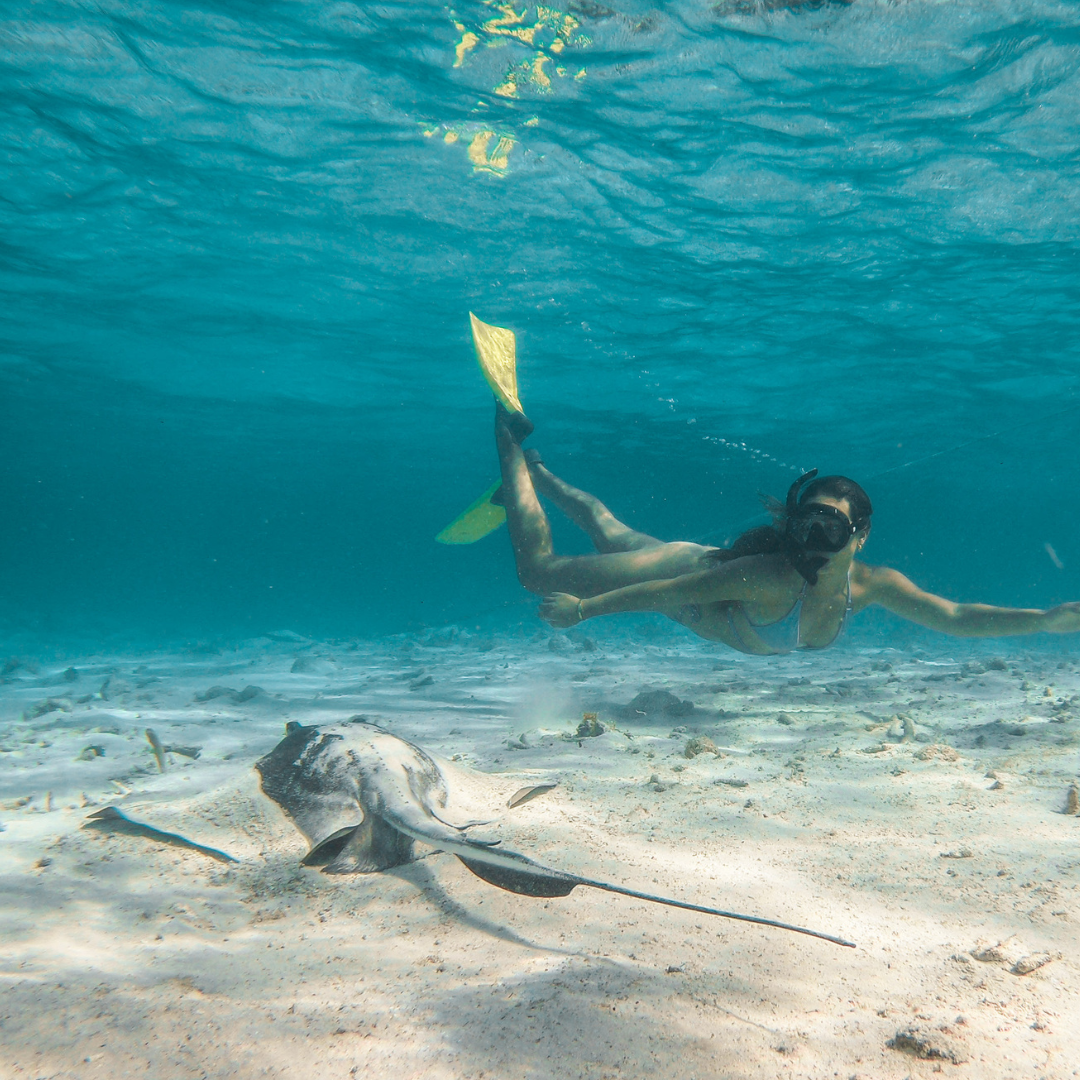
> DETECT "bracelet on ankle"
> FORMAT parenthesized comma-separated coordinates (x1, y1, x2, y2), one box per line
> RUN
(576, 600, 584, 624)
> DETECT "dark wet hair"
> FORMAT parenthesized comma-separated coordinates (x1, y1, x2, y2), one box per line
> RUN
(706, 473, 872, 579)
(707, 524, 786, 564)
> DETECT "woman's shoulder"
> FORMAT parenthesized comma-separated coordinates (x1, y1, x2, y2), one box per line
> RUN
(850, 560, 916, 596)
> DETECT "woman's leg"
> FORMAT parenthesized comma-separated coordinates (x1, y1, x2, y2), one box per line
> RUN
(495, 407, 707, 597)
(495, 408, 559, 592)
(526, 453, 663, 553)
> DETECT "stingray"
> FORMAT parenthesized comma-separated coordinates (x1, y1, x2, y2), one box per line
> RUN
(255, 721, 854, 948)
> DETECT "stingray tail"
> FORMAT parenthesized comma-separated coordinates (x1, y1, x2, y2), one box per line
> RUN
(576, 877, 856, 949)
(387, 813, 854, 948)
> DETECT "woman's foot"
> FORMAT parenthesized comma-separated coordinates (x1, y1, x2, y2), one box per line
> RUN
(525, 448, 560, 500)
(495, 400, 534, 444)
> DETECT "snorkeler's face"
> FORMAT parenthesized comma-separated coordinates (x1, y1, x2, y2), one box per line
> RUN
(791, 497, 859, 555)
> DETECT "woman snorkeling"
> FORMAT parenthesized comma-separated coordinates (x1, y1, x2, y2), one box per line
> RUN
(493, 403, 1080, 655)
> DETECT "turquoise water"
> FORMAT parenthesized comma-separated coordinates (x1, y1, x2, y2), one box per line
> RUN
(2, 0, 1079, 645)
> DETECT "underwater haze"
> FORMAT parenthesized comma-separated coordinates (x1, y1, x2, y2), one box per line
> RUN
(3, 0, 1080, 647)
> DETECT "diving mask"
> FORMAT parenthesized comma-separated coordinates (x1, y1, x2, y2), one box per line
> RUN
(786, 503, 856, 553)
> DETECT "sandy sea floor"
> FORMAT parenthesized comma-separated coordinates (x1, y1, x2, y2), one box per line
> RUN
(1, 625, 1078, 1080)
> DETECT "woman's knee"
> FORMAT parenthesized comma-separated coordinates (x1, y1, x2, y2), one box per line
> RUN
(516, 566, 548, 595)
(514, 555, 561, 595)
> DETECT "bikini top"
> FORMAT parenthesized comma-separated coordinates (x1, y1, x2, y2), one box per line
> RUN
(735, 569, 853, 655)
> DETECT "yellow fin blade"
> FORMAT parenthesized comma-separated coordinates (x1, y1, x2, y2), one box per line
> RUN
(469, 312, 522, 414)
(435, 480, 507, 544)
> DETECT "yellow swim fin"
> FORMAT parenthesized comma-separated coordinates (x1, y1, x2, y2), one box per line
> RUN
(469, 312, 522, 414)
(435, 480, 506, 545)
(437, 315, 522, 545)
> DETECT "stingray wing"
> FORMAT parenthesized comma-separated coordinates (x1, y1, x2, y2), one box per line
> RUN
(308, 814, 417, 874)
(255, 725, 365, 851)
(456, 853, 580, 897)
(381, 805, 583, 896)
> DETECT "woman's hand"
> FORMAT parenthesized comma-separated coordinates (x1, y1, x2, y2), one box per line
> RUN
(539, 593, 583, 628)
(1043, 601, 1080, 634)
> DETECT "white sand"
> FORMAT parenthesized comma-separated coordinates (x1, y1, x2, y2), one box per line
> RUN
(1, 627, 1078, 1079)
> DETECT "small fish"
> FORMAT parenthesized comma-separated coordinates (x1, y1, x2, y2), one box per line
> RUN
(507, 782, 557, 808)
(164, 744, 202, 760)
(145, 728, 166, 773)
(1045, 542, 1065, 570)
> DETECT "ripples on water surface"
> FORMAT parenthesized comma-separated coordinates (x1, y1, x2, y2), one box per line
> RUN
(1, 1, 1079, 638)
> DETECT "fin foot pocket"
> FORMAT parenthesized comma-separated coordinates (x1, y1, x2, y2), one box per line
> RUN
(495, 399, 534, 444)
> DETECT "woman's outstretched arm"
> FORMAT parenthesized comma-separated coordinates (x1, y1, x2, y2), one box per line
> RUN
(863, 565, 1080, 637)
(538, 561, 769, 628)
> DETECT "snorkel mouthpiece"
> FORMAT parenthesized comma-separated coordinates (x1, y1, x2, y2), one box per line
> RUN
(785, 545, 828, 586)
